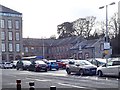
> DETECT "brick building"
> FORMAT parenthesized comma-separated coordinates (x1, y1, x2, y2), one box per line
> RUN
(0, 5, 23, 62)
(22, 36, 85, 60)
(22, 36, 112, 60)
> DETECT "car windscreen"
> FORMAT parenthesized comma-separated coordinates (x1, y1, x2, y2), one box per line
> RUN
(23, 61, 31, 65)
(35, 61, 45, 64)
(77, 60, 93, 65)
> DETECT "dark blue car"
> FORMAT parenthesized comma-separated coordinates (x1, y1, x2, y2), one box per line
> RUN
(47, 60, 59, 70)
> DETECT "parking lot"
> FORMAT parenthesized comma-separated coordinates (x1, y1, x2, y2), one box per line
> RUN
(1, 69, 120, 90)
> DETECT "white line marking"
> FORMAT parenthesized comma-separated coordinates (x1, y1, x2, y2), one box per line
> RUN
(58, 83, 86, 88)
(34, 79, 51, 82)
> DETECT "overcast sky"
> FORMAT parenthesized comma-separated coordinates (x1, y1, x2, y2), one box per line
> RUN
(1, 0, 119, 38)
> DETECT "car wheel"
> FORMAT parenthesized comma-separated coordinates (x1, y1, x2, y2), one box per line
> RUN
(118, 72, 120, 79)
(49, 67, 52, 70)
(45, 69, 47, 72)
(97, 70, 103, 77)
(79, 69, 84, 76)
(56, 68, 59, 70)
(16, 68, 19, 70)
(34, 68, 37, 72)
(66, 68, 71, 75)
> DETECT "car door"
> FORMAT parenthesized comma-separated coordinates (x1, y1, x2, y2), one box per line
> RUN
(74, 62, 81, 73)
(30, 61, 36, 71)
(110, 61, 120, 76)
(103, 61, 118, 76)
(68, 61, 75, 72)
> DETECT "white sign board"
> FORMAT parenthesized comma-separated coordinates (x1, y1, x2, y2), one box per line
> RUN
(104, 42, 110, 50)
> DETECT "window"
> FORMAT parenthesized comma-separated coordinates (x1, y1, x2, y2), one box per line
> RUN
(0, 19, 5, 28)
(7, 20, 12, 29)
(25, 47, 28, 52)
(16, 44, 20, 52)
(2, 43, 5, 52)
(15, 20, 20, 29)
(100, 43, 104, 51)
(9, 43, 13, 52)
(16, 32, 20, 41)
(8, 32, 13, 40)
(1, 31, 5, 40)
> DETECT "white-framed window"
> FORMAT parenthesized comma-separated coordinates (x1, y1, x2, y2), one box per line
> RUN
(1, 31, 5, 40)
(25, 47, 28, 52)
(16, 44, 20, 52)
(8, 32, 13, 40)
(2, 43, 5, 52)
(9, 43, 13, 52)
(7, 20, 12, 29)
(15, 20, 20, 29)
(16, 32, 20, 41)
(0, 19, 5, 28)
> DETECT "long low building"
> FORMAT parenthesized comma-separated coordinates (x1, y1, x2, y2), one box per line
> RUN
(22, 36, 112, 60)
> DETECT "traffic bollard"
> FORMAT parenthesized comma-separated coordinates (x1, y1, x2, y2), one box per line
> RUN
(16, 79, 21, 90)
(50, 86, 56, 90)
(29, 81, 35, 90)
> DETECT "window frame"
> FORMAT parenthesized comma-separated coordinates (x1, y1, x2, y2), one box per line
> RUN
(15, 32, 20, 41)
(0, 19, 5, 29)
(15, 20, 20, 30)
(7, 19, 12, 29)
(8, 43, 13, 52)
(8, 31, 13, 41)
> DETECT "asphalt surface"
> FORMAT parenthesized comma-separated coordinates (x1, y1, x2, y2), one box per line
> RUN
(1, 69, 120, 90)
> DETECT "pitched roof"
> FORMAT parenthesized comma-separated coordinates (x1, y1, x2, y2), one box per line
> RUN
(70, 39, 101, 50)
(23, 36, 85, 47)
(0, 4, 22, 15)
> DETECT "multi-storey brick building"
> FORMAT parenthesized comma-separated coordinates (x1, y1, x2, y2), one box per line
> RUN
(0, 5, 23, 62)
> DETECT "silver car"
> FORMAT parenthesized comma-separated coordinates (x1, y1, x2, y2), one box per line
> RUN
(97, 58, 120, 77)
(66, 60, 97, 75)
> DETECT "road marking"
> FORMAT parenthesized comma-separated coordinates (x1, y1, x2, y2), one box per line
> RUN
(26, 78, 51, 82)
(34, 79, 51, 82)
(58, 82, 86, 88)
(40, 73, 67, 76)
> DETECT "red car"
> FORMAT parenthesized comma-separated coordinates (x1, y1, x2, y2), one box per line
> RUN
(56, 59, 71, 69)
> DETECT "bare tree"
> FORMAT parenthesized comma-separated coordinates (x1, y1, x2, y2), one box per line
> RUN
(108, 13, 119, 37)
(86, 16, 96, 37)
(73, 16, 96, 38)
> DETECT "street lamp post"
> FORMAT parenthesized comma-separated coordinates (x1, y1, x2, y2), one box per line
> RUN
(99, 2, 115, 64)
(99, 2, 115, 42)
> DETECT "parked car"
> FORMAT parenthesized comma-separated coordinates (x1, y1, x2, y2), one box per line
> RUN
(16, 60, 31, 70)
(56, 59, 75, 69)
(2, 62, 13, 69)
(87, 58, 107, 67)
(46, 60, 59, 70)
(56, 59, 68, 69)
(66, 60, 97, 75)
(28, 60, 48, 72)
(11, 60, 18, 68)
(97, 58, 120, 77)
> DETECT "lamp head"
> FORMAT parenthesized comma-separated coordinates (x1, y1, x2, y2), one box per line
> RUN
(99, 6, 104, 9)
(109, 2, 115, 5)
